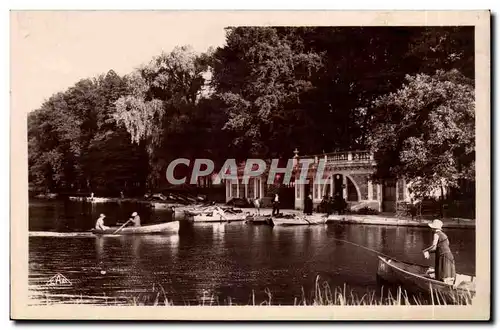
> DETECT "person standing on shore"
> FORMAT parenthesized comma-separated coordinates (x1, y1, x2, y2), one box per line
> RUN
(422, 219, 456, 284)
(272, 193, 280, 216)
(304, 194, 313, 215)
(254, 198, 261, 215)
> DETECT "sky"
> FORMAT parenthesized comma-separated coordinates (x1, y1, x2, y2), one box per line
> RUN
(11, 11, 228, 114)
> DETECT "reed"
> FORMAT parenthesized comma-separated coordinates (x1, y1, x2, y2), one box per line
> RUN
(30, 277, 474, 306)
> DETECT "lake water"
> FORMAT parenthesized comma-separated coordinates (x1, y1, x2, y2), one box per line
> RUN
(28, 200, 476, 305)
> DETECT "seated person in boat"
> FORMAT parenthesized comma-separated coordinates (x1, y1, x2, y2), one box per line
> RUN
(129, 212, 141, 227)
(95, 214, 109, 230)
(422, 219, 456, 284)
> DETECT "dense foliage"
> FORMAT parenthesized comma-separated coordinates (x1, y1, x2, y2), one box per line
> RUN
(28, 27, 474, 196)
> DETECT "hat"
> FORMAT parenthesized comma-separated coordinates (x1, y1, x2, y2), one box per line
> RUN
(428, 219, 443, 229)
(100, 213, 105, 218)
(131, 212, 138, 217)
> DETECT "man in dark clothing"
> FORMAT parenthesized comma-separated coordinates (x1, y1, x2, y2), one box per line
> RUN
(304, 194, 313, 215)
(272, 193, 280, 216)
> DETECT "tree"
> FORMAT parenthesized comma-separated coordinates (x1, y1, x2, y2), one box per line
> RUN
(211, 27, 324, 159)
(114, 46, 212, 188)
(28, 92, 82, 192)
(367, 69, 475, 198)
(28, 70, 148, 194)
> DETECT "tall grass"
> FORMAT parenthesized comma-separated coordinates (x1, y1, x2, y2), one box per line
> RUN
(31, 276, 473, 306)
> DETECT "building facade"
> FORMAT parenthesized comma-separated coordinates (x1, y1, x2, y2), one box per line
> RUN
(223, 150, 412, 213)
(293, 150, 411, 212)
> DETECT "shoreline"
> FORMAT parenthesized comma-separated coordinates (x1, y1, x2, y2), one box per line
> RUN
(35, 197, 475, 229)
(325, 214, 475, 229)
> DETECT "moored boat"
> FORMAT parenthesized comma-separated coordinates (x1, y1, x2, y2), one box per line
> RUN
(245, 214, 273, 225)
(376, 256, 475, 303)
(192, 210, 248, 223)
(271, 215, 328, 226)
(92, 221, 180, 235)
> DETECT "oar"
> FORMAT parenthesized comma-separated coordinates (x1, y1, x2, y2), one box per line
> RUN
(112, 219, 132, 234)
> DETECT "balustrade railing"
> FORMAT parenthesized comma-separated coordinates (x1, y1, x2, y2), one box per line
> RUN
(298, 150, 373, 164)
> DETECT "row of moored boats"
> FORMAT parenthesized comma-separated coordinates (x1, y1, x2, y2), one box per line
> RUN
(174, 205, 328, 226)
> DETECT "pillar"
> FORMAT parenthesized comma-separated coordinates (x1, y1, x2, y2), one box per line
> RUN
(368, 179, 373, 200)
(342, 175, 347, 199)
(330, 176, 334, 196)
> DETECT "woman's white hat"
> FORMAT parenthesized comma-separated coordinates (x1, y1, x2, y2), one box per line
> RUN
(428, 219, 443, 229)
(100, 213, 105, 218)
(131, 212, 138, 217)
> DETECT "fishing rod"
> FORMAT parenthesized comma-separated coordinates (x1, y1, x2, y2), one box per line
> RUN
(331, 237, 429, 268)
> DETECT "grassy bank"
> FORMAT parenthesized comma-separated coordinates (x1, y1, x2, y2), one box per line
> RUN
(30, 277, 473, 307)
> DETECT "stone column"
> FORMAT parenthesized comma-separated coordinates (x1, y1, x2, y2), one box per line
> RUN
(244, 180, 248, 199)
(330, 175, 334, 196)
(342, 175, 347, 199)
(367, 179, 373, 200)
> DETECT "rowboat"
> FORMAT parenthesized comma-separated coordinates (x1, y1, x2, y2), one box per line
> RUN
(92, 221, 180, 235)
(245, 214, 273, 225)
(271, 215, 328, 226)
(376, 256, 475, 302)
(192, 212, 248, 223)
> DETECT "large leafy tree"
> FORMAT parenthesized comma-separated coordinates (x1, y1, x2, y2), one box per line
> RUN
(114, 46, 219, 188)
(28, 92, 82, 192)
(367, 69, 475, 198)
(211, 27, 324, 159)
(28, 70, 149, 194)
(211, 27, 457, 158)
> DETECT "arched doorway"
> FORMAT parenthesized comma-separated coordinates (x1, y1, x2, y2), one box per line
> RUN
(322, 174, 360, 201)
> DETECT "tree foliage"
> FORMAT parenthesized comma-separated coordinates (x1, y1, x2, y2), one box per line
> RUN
(28, 70, 147, 194)
(367, 69, 475, 198)
(28, 26, 475, 196)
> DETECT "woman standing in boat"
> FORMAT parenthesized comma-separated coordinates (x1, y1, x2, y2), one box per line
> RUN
(422, 219, 456, 284)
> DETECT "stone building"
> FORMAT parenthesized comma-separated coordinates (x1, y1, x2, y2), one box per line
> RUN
(223, 150, 412, 213)
(292, 150, 411, 213)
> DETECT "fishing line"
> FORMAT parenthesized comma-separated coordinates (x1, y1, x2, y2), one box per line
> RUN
(330, 237, 429, 268)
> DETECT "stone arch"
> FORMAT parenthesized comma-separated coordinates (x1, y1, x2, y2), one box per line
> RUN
(321, 173, 362, 201)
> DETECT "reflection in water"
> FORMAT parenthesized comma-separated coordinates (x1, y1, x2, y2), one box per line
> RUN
(212, 223, 226, 242)
(29, 200, 476, 305)
(95, 236, 104, 265)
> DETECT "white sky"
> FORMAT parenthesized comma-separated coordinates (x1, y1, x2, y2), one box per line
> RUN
(11, 11, 228, 114)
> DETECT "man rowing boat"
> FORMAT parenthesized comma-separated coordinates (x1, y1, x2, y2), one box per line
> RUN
(129, 212, 141, 227)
